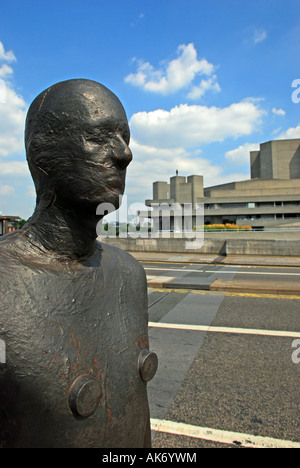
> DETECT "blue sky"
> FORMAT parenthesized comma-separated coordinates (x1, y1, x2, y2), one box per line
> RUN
(0, 0, 299, 219)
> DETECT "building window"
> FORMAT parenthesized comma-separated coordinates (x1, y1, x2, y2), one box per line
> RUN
(220, 203, 247, 208)
(283, 201, 300, 207)
(284, 213, 300, 219)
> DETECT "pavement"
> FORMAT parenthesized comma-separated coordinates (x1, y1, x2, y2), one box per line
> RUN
(129, 251, 300, 267)
(128, 251, 300, 296)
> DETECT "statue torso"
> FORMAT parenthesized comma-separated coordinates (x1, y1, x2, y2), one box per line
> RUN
(0, 236, 151, 448)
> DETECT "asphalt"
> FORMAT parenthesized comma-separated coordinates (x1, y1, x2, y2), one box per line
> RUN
(128, 251, 300, 296)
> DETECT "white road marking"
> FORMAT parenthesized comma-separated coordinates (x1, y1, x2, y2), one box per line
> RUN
(147, 276, 176, 283)
(150, 418, 300, 448)
(149, 322, 300, 338)
(145, 267, 300, 276)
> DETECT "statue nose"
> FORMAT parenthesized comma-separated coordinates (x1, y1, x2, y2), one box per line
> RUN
(112, 142, 133, 170)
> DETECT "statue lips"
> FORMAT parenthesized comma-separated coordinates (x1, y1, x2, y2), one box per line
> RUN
(101, 172, 126, 205)
(84, 153, 130, 206)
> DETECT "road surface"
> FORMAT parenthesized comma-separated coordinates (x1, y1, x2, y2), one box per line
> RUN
(143, 261, 300, 294)
(141, 261, 300, 448)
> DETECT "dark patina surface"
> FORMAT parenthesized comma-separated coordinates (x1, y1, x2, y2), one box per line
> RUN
(0, 79, 157, 448)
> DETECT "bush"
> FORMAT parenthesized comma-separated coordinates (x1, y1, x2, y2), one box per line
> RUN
(193, 223, 252, 231)
(18, 219, 27, 229)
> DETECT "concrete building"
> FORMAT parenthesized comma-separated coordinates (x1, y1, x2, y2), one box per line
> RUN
(145, 138, 300, 230)
(0, 216, 20, 236)
(250, 139, 300, 180)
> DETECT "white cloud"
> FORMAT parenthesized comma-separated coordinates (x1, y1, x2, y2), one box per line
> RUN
(126, 98, 264, 204)
(277, 124, 300, 139)
(125, 43, 220, 98)
(0, 41, 27, 158)
(0, 42, 16, 62)
(0, 85, 27, 157)
(0, 161, 29, 176)
(26, 185, 36, 198)
(225, 143, 260, 165)
(0, 64, 14, 78)
(126, 138, 248, 205)
(272, 107, 286, 116)
(0, 185, 15, 196)
(187, 75, 221, 99)
(130, 12, 145, 27)
(129, 100, 264, 149)
(0, 135, 24, 157)
(253, 28, 267, 44)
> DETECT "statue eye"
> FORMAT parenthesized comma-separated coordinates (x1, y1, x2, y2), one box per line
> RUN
(123, 133, 130, 146)
(83, 134, 105, 147)
(116, 124, 130, 146)
(120, 128, 130, 145)
(82, 138, 102, 152)
(87, 138, 101, 144)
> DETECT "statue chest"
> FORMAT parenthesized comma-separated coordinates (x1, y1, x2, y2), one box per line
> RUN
(0, 265, 152, 447)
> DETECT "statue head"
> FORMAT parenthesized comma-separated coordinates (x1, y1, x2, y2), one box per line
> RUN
(25, 79, 132, 214)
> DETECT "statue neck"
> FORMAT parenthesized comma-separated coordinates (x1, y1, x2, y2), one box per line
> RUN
(24, 202, 100, 261)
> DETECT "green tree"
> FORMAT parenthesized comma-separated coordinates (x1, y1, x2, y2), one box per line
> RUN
(18, 219, 27, 229)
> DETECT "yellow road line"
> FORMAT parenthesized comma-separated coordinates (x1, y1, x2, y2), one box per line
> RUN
(141, 261, 186, 265)
(141, 260, 300, 270)
(148, 287, 300, 300)
(226, 291, 300, 300)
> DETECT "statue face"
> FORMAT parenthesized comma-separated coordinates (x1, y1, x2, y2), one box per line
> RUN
(78, 99, 132, 210)
(26, 79, 133, 213)
(53, 85, 133, 212)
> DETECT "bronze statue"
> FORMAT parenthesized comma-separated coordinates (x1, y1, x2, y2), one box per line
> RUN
(0, 79, 157, 448)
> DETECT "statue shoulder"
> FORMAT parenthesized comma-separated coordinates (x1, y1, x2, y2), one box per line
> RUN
(0, 232, 22, 265)
(0, 236, 24, 292)
(99, 242, 148, 317)
(100, 242, 146, 282)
